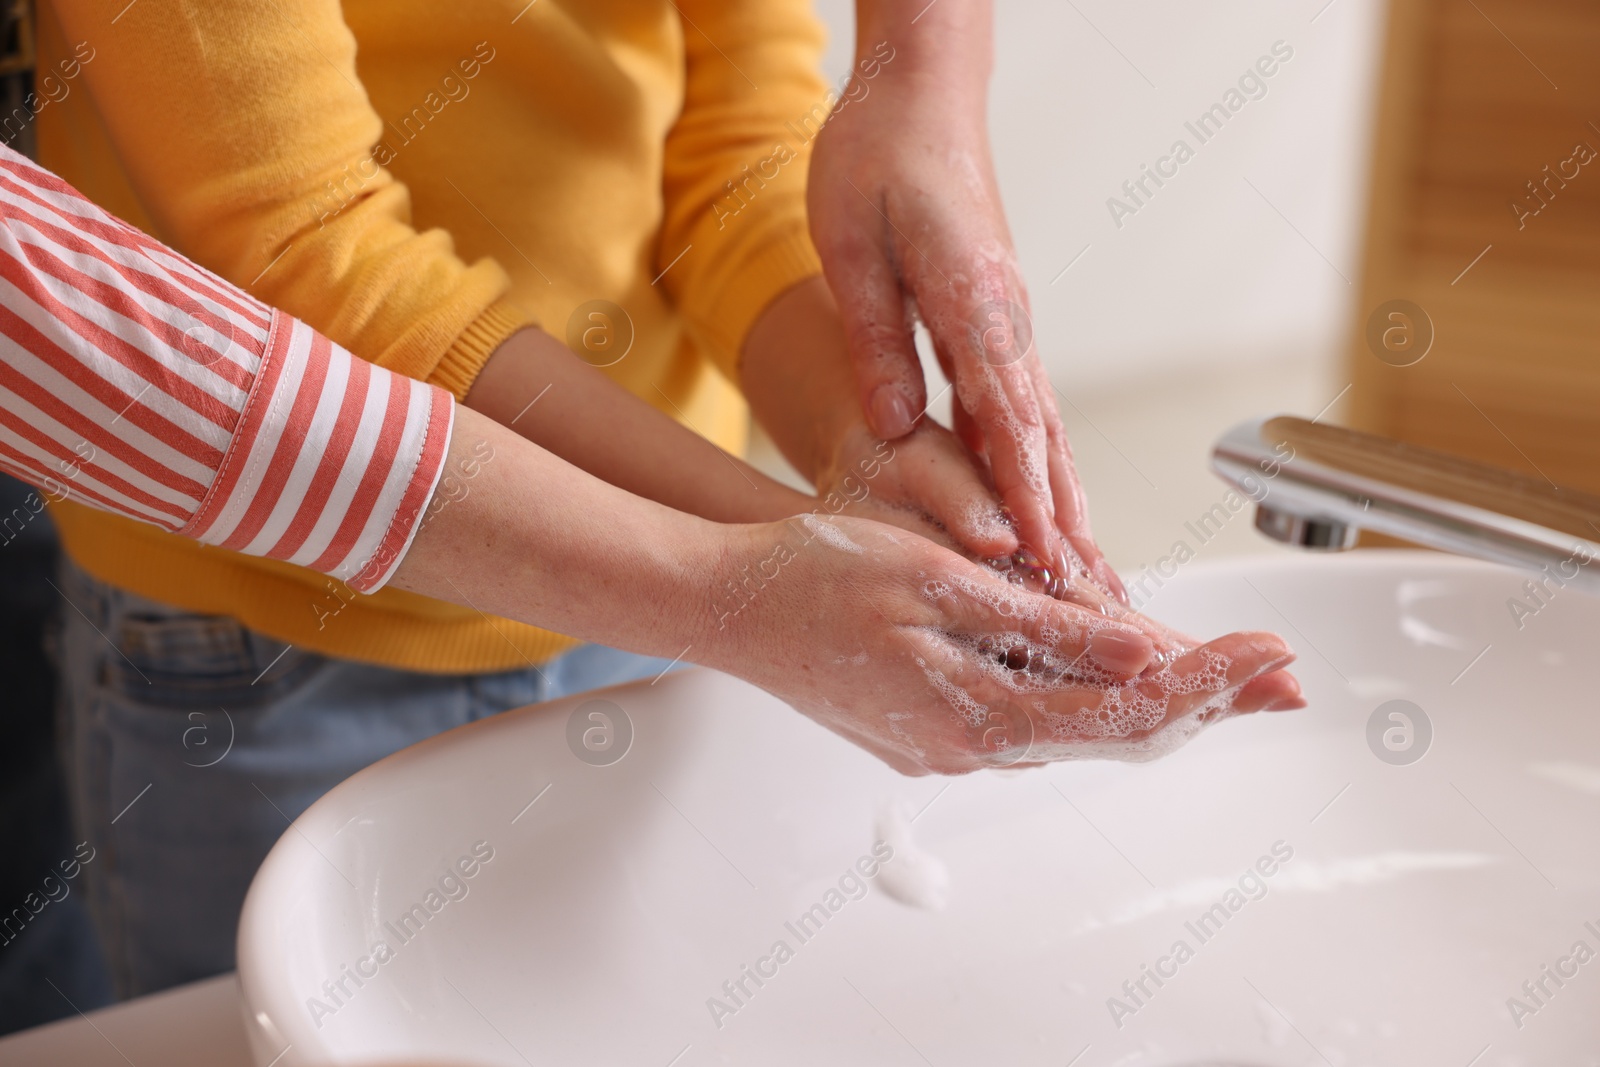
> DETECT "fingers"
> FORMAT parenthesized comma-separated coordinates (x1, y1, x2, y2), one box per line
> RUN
(818, 217, 926, 441)
(916, 276, 1060, 570)
(962, 363, 1058, 568)
(951, 397, 985, 459)
(890, 621, 1298, 773)
(1029, 357, 1128, 604)
(1142, 632, 1297, 726)
(894, 426, 1017, 558)
(1088, 629, 1155, 676)
(1232, 668, 1306, 713)
(921, 560, 1154, 680)
(829, 203, 1108, 610)
(918, 252, 1121, 607)
(991, 631, 1295, 759)
(1028, 356, 1086, 540)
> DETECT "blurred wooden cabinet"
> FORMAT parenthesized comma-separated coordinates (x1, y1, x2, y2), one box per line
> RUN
(1347, 0, 1600, 493)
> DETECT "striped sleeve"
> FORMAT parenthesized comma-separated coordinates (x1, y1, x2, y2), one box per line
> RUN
(0, 144, 453, 593)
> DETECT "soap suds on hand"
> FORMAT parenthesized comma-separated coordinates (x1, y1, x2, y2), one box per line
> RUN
(799, 513, 863, 554)
(875, 798, 949, 911)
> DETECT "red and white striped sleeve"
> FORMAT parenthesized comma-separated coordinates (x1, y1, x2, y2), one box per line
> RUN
(0, 144, 453, 593)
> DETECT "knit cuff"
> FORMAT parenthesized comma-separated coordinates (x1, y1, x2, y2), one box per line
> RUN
(692, 228, 823, 381)
(427, 299, 534, 401)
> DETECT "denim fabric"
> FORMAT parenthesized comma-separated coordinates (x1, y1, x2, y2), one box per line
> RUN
(0, 474, 113, 1036)
(53, 558, 677, 999)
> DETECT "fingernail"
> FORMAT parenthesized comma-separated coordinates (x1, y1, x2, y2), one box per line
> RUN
(1258, 652, 1296, 676)
(1264, 696, 1308, 712)
(869, 384, 915, 438)
(1088, 628, 1154, 675)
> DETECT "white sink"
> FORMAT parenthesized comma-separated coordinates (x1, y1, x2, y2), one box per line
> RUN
(237, 551, 1600, 1066)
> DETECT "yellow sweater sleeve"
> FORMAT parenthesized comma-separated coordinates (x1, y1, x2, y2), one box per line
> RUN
(657, 0, 830, 380)
(47, 0, 523, 396)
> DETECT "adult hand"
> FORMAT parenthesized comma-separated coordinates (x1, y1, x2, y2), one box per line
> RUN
(746, 276, 1024, 567)
(709, 514, 1299, 776)
(745, 278, 1073, 604)
(807, 0, 1124, 602)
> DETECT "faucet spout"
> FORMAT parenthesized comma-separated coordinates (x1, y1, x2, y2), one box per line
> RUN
(1212, 416, 1600, 595)
(1253, 506, 1358, 551)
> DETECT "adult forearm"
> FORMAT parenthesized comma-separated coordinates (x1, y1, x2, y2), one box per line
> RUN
(466, 328, 812, 524)
(390, 404, 726, 660)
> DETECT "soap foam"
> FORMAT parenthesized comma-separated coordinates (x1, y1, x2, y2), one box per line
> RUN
(911, 530, 1240, 769)
(799, 514, 863, 554)
(884, 711, 926, 760)
(942, 570, 1042, 622)
(962, 498, 1014, 546)
(875, 798, 950, 911)
(911, 643, 991, 728)
(909, 619, 1235, 766)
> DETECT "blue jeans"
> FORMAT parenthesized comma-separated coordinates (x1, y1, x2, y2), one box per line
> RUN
(0, 476, 113, 1036)
(53, 558, 676, 999)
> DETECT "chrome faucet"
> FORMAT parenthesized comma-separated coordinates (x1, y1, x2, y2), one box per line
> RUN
(1211, 416, 1600, 595)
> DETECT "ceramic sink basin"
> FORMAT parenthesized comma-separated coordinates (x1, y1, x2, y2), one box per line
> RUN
(237, 551, 1600, 1066)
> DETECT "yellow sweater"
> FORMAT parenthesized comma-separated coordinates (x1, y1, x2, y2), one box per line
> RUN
(36, 0, 828, 671)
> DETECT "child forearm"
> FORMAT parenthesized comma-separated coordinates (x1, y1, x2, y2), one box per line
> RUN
(465, 327, 813, 524)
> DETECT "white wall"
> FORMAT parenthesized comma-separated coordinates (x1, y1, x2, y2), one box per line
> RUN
(809, 0, 1388, 393)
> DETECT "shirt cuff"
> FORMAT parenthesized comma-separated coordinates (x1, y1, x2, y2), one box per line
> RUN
(181, 311, 454, 593)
